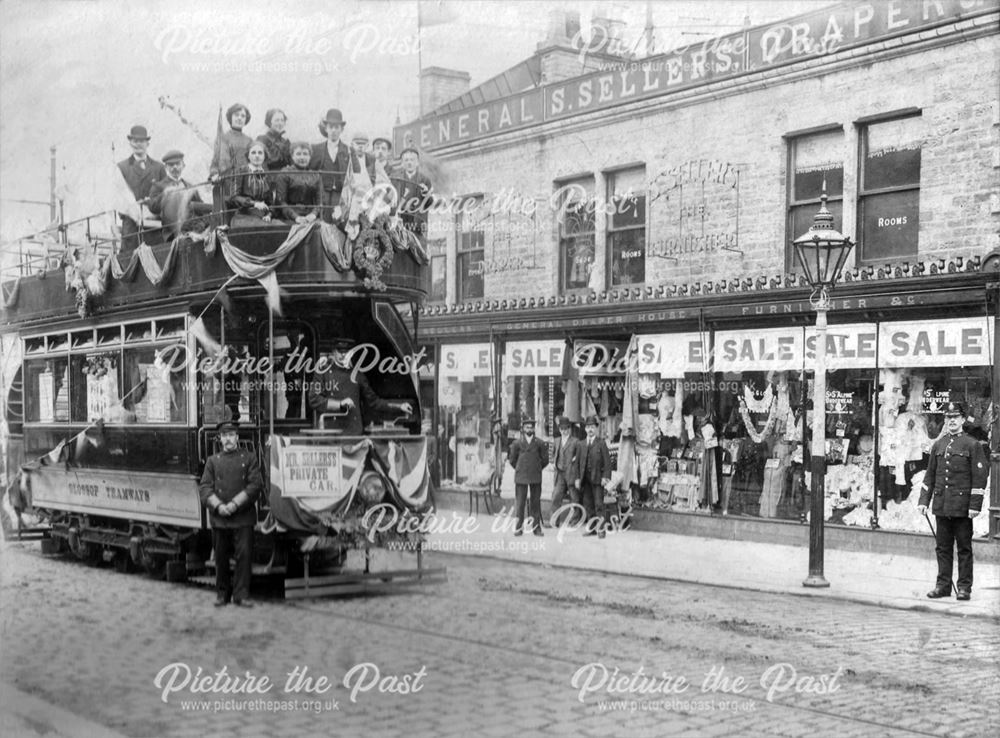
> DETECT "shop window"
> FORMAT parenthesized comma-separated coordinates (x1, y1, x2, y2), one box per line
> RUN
(23, 357, 70, 423)
(455, 195, 484, 302)
(785, 129, 844, 274)
(858, 114, 921, 263)
(557, 176, 595, 293)
(122, 345, 187, 423)
(606, 167, 646, 287)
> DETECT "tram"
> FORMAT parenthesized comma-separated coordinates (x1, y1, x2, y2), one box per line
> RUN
(0, 180, 442, 595)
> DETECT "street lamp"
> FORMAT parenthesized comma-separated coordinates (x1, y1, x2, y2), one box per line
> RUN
(792, 185, 854, 588)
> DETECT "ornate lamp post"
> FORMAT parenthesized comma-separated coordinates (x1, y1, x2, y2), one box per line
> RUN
(792, 186, 854, 588)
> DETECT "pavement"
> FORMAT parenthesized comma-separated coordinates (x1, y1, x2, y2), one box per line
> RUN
(424, 504, 1000, 619)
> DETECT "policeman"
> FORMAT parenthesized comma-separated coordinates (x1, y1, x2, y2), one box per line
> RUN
(198, 421, 262, 607)
(306, 338, 413, 435)
(918, 402, 988, 601)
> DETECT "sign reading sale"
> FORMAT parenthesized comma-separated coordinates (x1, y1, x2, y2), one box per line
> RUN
(878, 318, 992, 367)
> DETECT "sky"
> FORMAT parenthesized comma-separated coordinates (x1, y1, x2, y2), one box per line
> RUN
(0, 0, 825, 248)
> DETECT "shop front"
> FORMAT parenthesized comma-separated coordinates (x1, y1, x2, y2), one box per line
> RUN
(421, 269, 999, 549)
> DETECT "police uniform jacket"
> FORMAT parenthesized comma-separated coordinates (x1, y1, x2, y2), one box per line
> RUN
(198, 448, 263, 529)
(307, 364, 392, 436)
(918, 432, 988, 517)
(577, 437, 612, 486)
(508, 435, 549, 485)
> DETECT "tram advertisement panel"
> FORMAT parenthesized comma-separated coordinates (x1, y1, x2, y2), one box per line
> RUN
(30, 467, 202, 528)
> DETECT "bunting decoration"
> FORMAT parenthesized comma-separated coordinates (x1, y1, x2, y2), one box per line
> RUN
(0, 278, 20, 310)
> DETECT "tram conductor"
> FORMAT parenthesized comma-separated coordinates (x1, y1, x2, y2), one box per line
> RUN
(199, 421, 263, 608)
(918, 402, 988, 601)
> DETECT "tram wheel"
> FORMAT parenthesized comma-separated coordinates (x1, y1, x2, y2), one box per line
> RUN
(165, 560, 187, 583)
(140, 546, 166, 579)
(484, 473, 503, 515)
(113, 550, 136, 574)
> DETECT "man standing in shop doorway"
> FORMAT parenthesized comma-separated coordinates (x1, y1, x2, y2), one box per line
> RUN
(508, 417, 548, 536)
(577, 415, 611, 539)
(918, 402, 988, 601)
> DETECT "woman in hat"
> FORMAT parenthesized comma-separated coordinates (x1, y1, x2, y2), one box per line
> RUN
(257, 108, 291, 171)
(210, 103, 253, 197)
(227, 141, 277, 225)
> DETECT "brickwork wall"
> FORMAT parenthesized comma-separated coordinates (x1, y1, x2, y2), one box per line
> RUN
(426, 32, 999, 304)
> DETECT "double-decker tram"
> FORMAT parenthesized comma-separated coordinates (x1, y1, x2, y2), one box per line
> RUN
(1, 184, 443, 597)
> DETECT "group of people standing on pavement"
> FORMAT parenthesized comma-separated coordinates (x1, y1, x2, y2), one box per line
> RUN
(507, 415, 613, 538)
(116, 103, 433, 248)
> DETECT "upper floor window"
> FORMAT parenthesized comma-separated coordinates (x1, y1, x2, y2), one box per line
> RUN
(858, 114, 921, 263)
(427, 238, 446, 303)
(606, 167, 646, 287)
(786, 129, 844, 274)
(455, 195, 484, 302)
(557, 177, 595, 293)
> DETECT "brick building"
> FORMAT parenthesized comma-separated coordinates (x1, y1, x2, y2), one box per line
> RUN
(396, 1, 1000, 543)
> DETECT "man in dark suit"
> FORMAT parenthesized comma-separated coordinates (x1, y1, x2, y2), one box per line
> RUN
(393, 147, 433, 245)
(551, 416, 582, 527)
(147, 150, 213, 237)
(309, 108, 350, 223)
(576, 415, 611, 538)
(117, 125, 165, 252)
(508, 418, 549, 536)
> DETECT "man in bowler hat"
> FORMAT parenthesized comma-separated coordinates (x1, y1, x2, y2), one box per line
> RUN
(918, 401, 988, 600)
(198, 421, 262, 607)
(551, 416, 582, 527)
(117, 125, 166, 252)
(576, 415, 611, 538)
(508, 418, 549, 536)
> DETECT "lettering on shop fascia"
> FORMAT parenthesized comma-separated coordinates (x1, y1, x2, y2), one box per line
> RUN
(649, 158, 742, 260)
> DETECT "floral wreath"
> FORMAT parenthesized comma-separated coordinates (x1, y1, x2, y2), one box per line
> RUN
(83, 355, 115, 377)
(352, 214, 395, 290)
(739, 397, 778, 444)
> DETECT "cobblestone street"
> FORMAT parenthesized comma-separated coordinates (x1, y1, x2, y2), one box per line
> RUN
(1, 539, 998, 738)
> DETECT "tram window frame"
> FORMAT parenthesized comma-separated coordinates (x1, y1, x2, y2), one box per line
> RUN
(71, 329, 95, 350)
(124, 321, 154, 343)
(121, 344, 188, 424)
(254, 320, 315, 423)
(97, 326, 122, 346)
(23, 356, 71, 423)
(69, 351, 121, 423)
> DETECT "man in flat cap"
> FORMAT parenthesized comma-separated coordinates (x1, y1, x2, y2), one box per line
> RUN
(508, 417, 549, 536)
(307, 337, 413, 435)
(393, 147, 433, 245)
(576, 415, 611, 538)
(918, 401, 989, 601)
(198, 421, 262, 608)
(148, 150, 213, 237)
(117, 125, 166, 252)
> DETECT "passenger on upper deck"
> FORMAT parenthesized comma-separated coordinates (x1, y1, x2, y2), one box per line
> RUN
(227, 142, 277, 225)
(257, 108, 291, 171)
(117, 125, 166, 252)
(148, 150, 213, 236)
(393, 147, 434, 245)
(309, 108, 351, 223)
(276, 142, 322, 225)
(210, 103, 253, 199)
(307, 337, 413, 436)
(372, 136, 393, 168)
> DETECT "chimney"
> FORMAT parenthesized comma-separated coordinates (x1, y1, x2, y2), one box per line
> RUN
(419, 67, 471, 116)
(536, 9, 589, 84)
